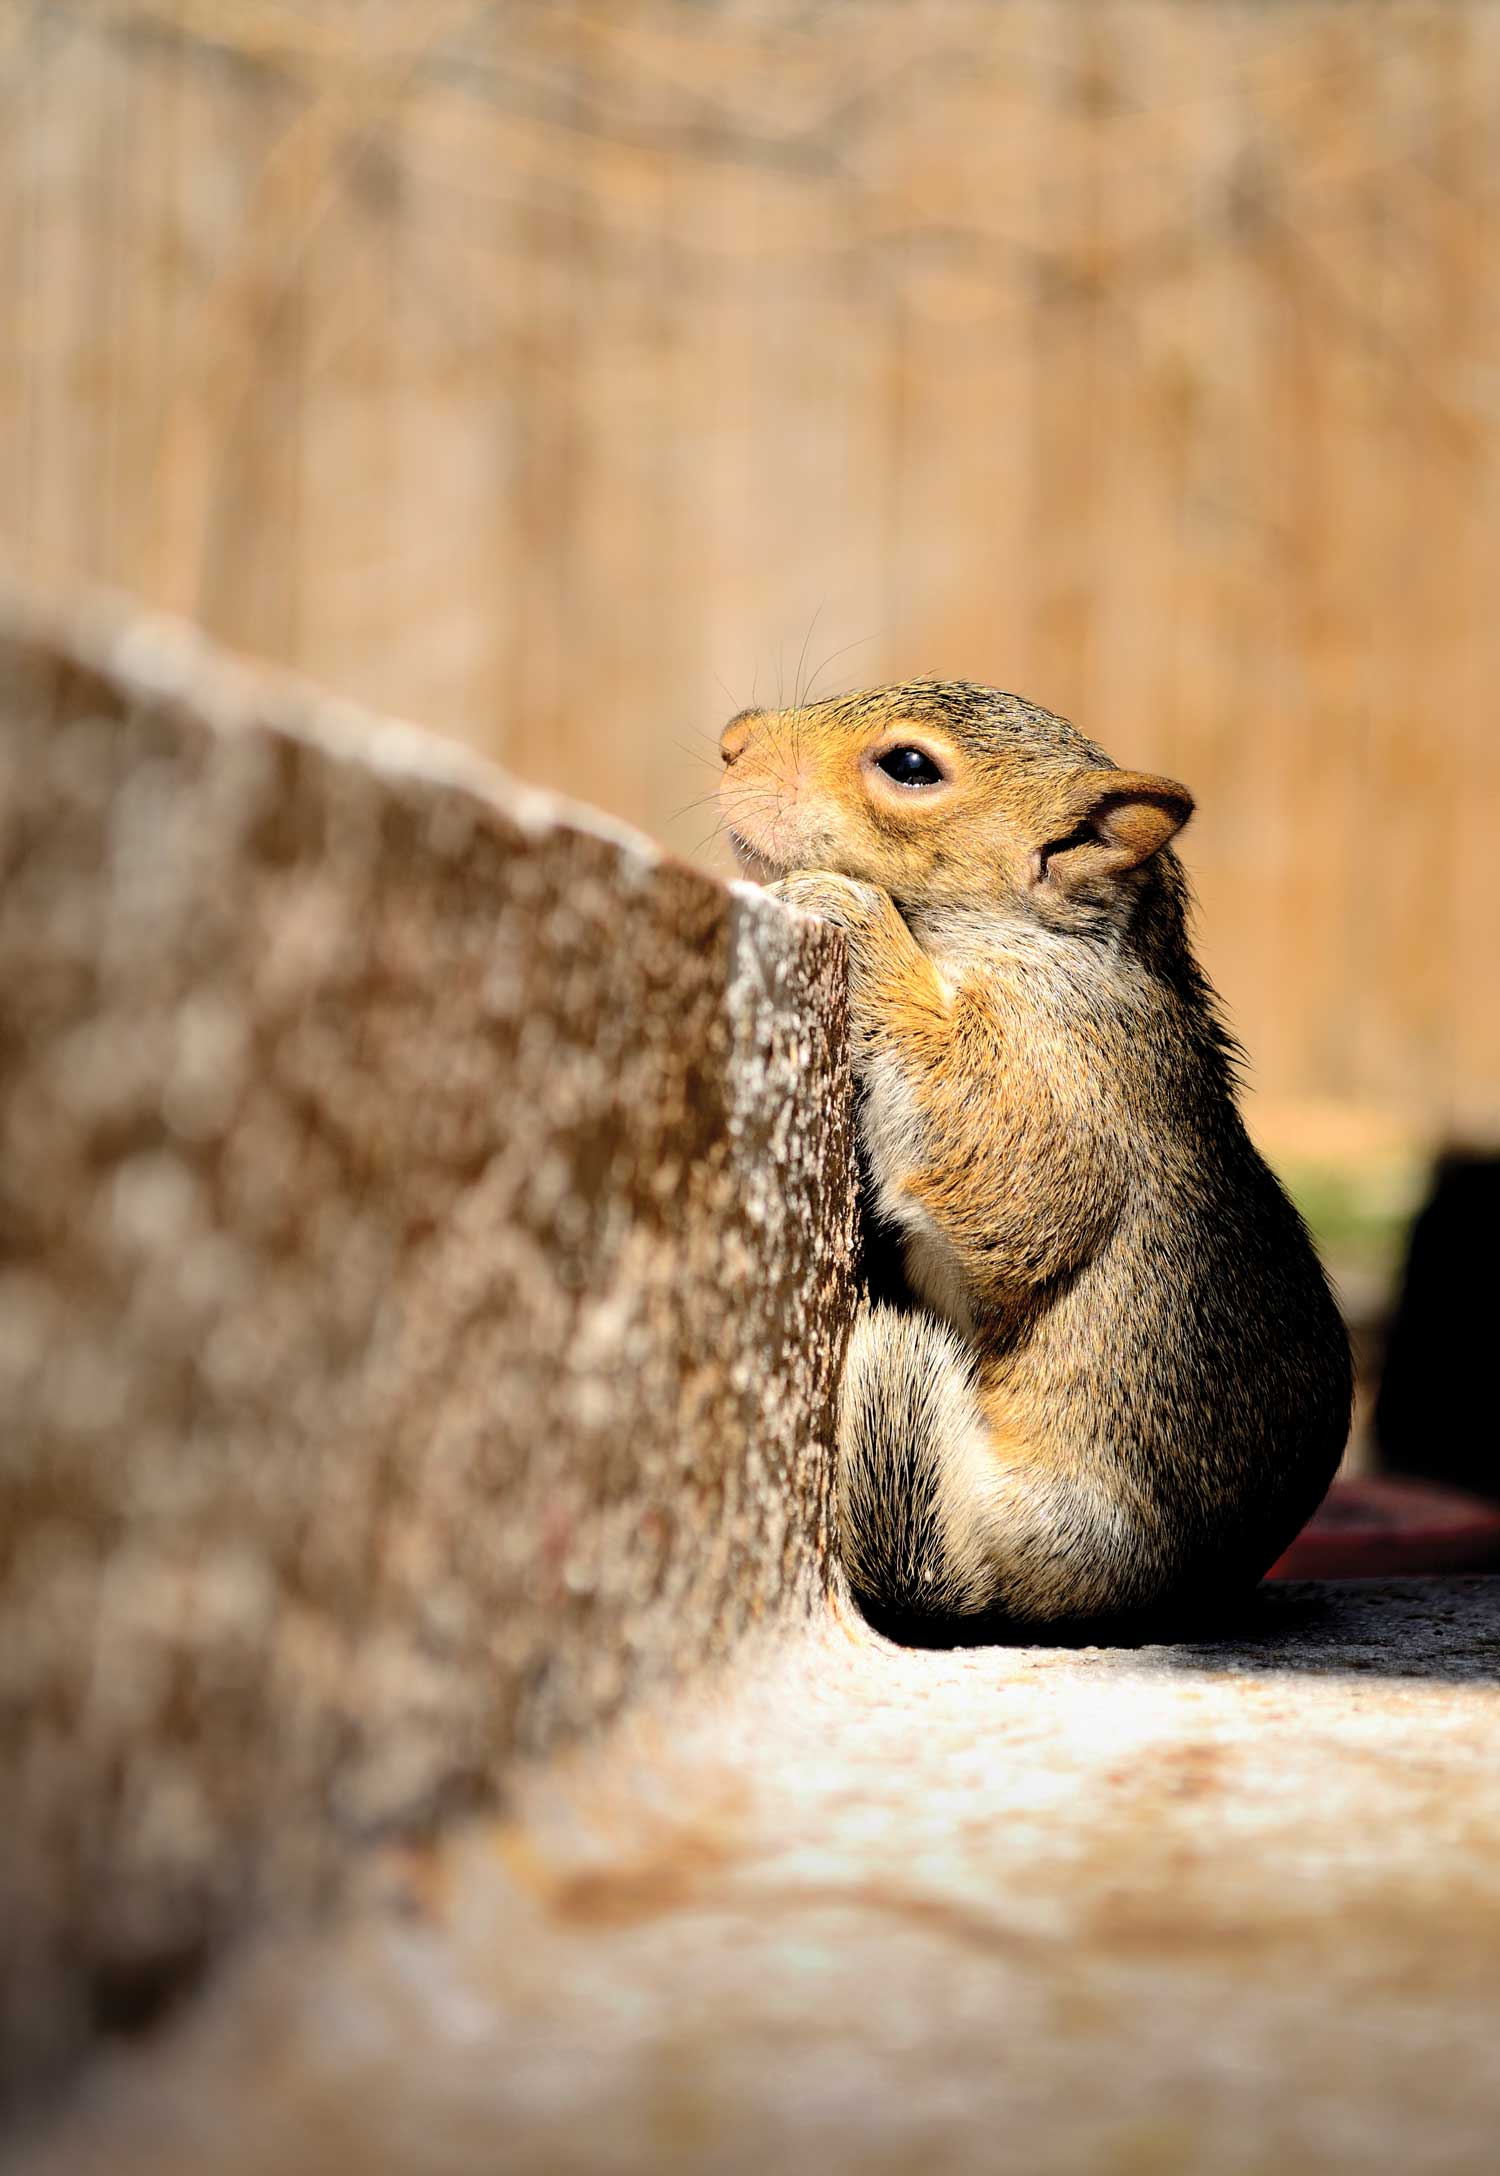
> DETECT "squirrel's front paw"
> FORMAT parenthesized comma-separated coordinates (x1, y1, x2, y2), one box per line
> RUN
(766, 870, 889, 934)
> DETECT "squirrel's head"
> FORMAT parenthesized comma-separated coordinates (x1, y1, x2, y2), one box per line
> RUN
(718, 680, 1193, 939)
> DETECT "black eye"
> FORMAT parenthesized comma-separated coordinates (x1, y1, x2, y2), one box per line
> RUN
(876, 746, 944, 787)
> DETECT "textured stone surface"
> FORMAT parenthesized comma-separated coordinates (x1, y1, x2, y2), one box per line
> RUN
(0, 586, 857, 2093)
(10, 588, 1498, 2171)
(12, 1577, 1500, 2176)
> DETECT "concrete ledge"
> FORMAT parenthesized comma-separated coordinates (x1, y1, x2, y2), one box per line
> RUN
(13, 1577, 1500, 2176)
(0, 587, 858, 2091)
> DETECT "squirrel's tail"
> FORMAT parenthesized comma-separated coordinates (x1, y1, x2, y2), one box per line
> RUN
(836, 1302, 1004, 1618)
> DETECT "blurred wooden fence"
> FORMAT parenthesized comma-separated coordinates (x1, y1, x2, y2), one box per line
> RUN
(3, 0, 1498, 1136)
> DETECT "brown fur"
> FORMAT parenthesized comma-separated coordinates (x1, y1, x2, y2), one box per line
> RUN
(719, 681, 1351, 1627)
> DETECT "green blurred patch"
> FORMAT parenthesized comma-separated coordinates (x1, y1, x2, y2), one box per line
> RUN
(1275, 1156, 1429, 1295)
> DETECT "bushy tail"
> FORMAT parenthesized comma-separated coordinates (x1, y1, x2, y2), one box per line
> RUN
(836, 1303, 1000, 1617)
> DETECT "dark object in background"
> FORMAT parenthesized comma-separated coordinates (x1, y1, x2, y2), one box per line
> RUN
(1376, 1151, 1500, 1500)
(1267, 1475, 1500, 1581)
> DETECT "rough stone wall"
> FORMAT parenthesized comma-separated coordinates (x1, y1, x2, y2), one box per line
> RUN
(0, 587, 857, 2092)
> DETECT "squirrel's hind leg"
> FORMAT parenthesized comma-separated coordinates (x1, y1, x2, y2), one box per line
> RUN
(839, 1306, 1170, 1629)
(836, 1303, 1005, 1618)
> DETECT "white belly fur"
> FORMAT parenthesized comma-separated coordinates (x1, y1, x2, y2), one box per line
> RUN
(857, 1046, 976, 1339)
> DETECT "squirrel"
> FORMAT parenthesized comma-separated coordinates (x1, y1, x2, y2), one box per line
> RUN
(718, 681, 1352, 1628)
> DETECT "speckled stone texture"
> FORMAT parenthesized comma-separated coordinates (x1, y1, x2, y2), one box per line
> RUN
(11, 596, 1500, 2174)
(0, 588, 857, 2096)
(11, 1578, 1500, 2176)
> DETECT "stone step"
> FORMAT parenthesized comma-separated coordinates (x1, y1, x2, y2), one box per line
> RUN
(6, 586, 1500, 2175)
(0, 583, 855, 2099)
(16, 1575, 1500, 2176)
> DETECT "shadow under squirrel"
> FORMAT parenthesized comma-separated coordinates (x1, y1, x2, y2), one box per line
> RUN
(719, 682, 1351, 1628)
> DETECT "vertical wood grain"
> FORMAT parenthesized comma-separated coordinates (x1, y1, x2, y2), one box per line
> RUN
(0, 0, 1496, 1133)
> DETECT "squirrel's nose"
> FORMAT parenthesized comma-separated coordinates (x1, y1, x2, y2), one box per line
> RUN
(719, 708, 762, 766)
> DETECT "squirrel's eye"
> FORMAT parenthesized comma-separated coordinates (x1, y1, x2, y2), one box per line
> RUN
(876, 746, 945, 787)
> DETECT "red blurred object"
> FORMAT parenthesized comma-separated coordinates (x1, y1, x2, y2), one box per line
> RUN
(1267, 1475, 1500, 1581)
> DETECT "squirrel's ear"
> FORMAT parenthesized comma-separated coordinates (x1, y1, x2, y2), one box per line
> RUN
(1030, 770, 1194, 889)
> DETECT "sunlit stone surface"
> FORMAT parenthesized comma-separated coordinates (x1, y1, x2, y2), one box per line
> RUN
(0, 585, 856, 2094)
(5, 587, 1500, 2174)
(18, 1578, 1500, 2176)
